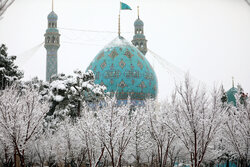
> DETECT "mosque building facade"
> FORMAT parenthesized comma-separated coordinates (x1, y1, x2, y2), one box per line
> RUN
(44, 4, 158, 103)
(86, 8, 158, 104)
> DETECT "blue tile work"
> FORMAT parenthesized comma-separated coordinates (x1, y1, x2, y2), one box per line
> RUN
(227, 87, 237, 106)
(46, 55, 58, 81)
(87, 36, 158, 104)
(215, 162, 237, 167)
(47, 11, 58, 20)
(44, 10, 60, 81)
(132, 16, 148, 55)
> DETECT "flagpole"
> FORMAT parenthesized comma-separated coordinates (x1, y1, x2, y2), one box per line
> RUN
(118, 2, 121, 37)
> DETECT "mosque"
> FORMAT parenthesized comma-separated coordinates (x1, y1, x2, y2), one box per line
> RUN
(44, 2, 158, 104)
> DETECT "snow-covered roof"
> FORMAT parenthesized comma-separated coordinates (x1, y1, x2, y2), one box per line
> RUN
(103, 36, 132, 50)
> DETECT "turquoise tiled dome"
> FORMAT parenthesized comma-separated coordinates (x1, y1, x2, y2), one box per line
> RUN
(48, 11, 58, 20)
(87, 36, 158, 104)
(134, 18, 144, 27)
(227, 87, 238, 106)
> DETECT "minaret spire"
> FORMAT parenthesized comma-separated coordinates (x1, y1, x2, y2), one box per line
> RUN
(137, 6, 140, 19)
(232, 77, 234, 88)
(52, 0, 54, 11)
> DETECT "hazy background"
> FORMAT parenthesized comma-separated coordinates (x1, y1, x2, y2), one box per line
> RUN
(0, 0, 249, 99)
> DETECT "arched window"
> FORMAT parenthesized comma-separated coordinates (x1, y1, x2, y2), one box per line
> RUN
(47, 37, 50, 43)
(56, 37, 59, 43)
(52, 36, 55, 43)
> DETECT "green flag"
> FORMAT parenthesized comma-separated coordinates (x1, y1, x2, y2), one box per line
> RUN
(120, 2, 132, 10)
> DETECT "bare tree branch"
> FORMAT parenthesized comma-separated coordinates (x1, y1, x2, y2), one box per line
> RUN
(246, 0, 250, 6)
(0, 0, 15, 18)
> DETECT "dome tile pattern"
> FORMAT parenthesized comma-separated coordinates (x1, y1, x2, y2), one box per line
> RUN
(48, 11, 58, 20)
(134, 18, 144, 26)
(87, 36, 158, 104)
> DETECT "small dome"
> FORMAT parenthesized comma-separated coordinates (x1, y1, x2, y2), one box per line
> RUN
(226, 87, 238, 106)
(134, 18, 144, 27)
(86, 36, 158, 104)
(48, 11, 58, 20)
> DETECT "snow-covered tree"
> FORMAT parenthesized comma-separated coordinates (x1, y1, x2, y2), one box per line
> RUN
(0, 85, 49, 167)
(53, 119, 83, 167)
(222, 98, 250, 167)
(146, 100, 176, 167)
(220, 85, 227, 105)
(0, 0, 15, 19)
(77, 98, 135, 167)
(167, 139, 185, 167)
(44, 70, 106, 129)
(128, 106, 152, 167)
(77, 105, 106, 167)
(166, 75, 226, 167)
(0, 136, 13, 167)
(0, 44, 23, 90)
(32, 129, 66, 167)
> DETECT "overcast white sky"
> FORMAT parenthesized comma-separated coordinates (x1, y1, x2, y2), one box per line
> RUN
(0, 0, 249, 99)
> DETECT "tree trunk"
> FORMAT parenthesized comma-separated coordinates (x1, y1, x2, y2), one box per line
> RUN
(226, 159, 229, 167)
(14, 148, 17, 167)
(162, 145, 169, 167)
(136, 155, 140, 167)
(77, 100, 81, 117)
(19, 150, 25, 167)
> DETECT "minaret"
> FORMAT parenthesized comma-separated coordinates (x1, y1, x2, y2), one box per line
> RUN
(132, 6, 148, 55)
(44, 0, 60, 81)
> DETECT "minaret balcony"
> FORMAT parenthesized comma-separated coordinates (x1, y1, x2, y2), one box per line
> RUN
(44, 43, 60, 49)
(45, 28, 59, 33)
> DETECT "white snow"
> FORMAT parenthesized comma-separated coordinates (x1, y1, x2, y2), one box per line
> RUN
(0, 67, 5, 72)
(54, 95, 64, 102)
(50, 80, 66, 90)
(103, 36, 133, 49)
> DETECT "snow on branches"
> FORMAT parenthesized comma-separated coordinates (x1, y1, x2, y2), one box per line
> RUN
(222, 97, 250, 166)
(0, 85, 49, 167)
(0, 44, 23, 90)
(43, 70, 107, 129)
(0, 72, 249, 167)
(166, 75, 227, 167)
